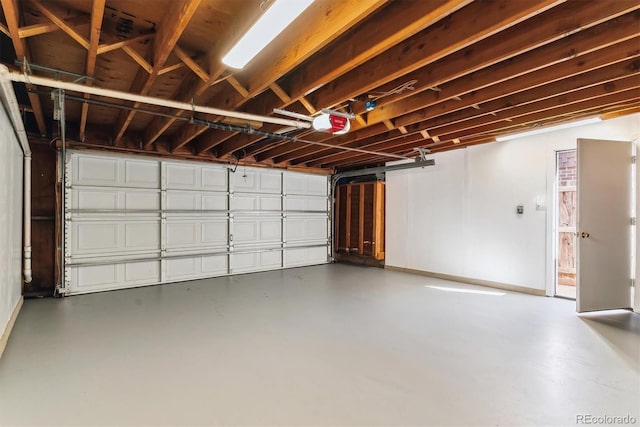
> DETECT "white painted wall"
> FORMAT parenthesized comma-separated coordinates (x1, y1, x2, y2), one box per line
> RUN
(0, 101, 23, 338)
(387, 114, 640, 300)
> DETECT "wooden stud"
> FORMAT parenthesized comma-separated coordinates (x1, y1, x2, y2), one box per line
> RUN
(0, 23, 11, 37)
(18, 14, 89, 38)
(270, 83, 292, 104)
(122, 45, 153, 74)
(158, 62, 187, 75)
(97, 33, 155, 55)
(0, 0, 46, 135)
(226, 75, 249, 98)
(30, 0, 90, 49)
(310, 0, 562, 115)
(398, 126, 408, 134)
(420, 130, 431, 139)
(174, 45, 210, 82)
(112, 0, 202, 145)
(79, 0, 105, 142)
(299, 96, 317, 114)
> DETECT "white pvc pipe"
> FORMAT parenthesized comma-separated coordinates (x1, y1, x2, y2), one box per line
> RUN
(0, 67, 312, 130)
(0, 65, 32, 283)
(23, 156, 32, 283)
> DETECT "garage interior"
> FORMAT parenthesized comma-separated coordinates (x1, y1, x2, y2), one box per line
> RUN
(0, 0, 639, 425)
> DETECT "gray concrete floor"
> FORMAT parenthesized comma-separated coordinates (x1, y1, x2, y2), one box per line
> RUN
(0, 264, 638, 426)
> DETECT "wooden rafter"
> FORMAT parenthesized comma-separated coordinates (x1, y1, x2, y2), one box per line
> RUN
(190, 0, 462, 157)
(0, 0, 46, 135)
(172, 0, 389, 155)
(122, 45, 153, 74)
(312, 87, 640, 168)
(278, 12, 640, 165)
(79, 0, 105, 142)
(206, 0, 562, 161)
(112, 0, 202, 145)
(30, 0, 89, 49)
(17, 14, 89, 38)
(97, 33, 155, 55)
(140, 5, 266, 149)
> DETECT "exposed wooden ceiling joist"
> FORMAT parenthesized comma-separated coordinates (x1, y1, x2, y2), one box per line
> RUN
(0, 0, 637, 171)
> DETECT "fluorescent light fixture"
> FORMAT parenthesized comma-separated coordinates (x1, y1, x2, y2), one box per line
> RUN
(222, 0, 315, 69)
(425, 285, 506, 296)
(496, 117, 602, 142)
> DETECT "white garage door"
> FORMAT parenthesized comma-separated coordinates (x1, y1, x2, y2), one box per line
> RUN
(63, 151, 329, 295)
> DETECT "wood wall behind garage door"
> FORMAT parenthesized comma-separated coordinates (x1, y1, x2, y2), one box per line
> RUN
(25, 144, 57, 297)
(64, 151, 330, 295)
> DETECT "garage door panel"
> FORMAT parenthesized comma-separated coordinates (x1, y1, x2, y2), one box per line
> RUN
(284, 195, 327, 212)
(74, 188, 119, 210)
(72, 222, 119, 253)
(233, 219, 281, 245)
(71, 221, 160, 256)
(284, 172, 328, 196)
(73, 155, 159, 188)
(285, 217, 328, 242)
(124, 160, 160, 188)
(285, 247, 328, 267)
(71, 260, 160, 293)
(231, 251, 281, 273)
(231, 170, 282, 193)
(66, 152, 328, 294)
(231, 194, 281, 211)
(125, 190, 160, 210)
(165, 162, 228, 191)
(73, 155, 120, 186)
(166, 255, 227, 281)
(166, 191, 227, 212)
(201, 167, 228, 191)
(124, 222, 160, 248)
(166, 220, 228, 249)
(72, 188, 160, 214)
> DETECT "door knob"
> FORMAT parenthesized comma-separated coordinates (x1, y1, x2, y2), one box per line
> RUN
(581, 231, 590, 238)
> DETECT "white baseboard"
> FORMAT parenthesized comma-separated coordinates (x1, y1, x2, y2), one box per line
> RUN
(385, 265, 546, 296)
(0, 297, 23, 360)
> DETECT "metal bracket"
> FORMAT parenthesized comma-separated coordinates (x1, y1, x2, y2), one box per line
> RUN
(413, 147, 431, 161)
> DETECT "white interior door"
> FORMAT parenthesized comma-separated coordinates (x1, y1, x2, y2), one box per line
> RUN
(577, 138, 633, 312)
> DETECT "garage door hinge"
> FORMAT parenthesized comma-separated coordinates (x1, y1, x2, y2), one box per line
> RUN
(632, 217, 637, 226)
(633, 156, 637, 164)
(632, 278, 635, 288)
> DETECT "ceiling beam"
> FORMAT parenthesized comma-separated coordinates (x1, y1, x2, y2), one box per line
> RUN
(286, 19, 639, 165)
(0, 0, 46, 135)
(112, 0, 202, 145)
(18, 14, 89, 38)
(354, 0, 640, 118)
(173, 45, 209, 82)
(303, 40, 640, 166)
(171, 0, 390, 155)
(139, 5, 265, 149)
(309, 0, 563, 111)
(191, 0, 466, 157)
(251, 0, 569, 164)
(319, 90, 640, 168)
(30, 0, 90, 49)
(78, 0, 105, 142)
(122, 45, 153, 74)
(97, 33, 155, 55)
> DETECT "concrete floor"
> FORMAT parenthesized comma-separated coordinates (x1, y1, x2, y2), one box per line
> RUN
(0, 264, 638, 426)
